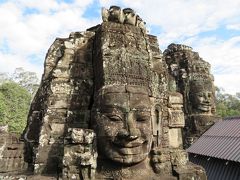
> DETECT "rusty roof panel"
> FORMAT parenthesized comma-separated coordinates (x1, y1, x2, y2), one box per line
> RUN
(187, 117, 240, 162)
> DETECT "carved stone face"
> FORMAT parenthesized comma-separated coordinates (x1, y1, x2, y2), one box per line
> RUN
(92, 87, 152, 164)
(170, 63, 179, 77)
(123, 8, 136, 25)
(191, 91, 213, 113)
(108, 6, 124, 23)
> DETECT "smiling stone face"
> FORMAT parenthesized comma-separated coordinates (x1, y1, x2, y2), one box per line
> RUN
(192, 91, 213, 113)
(92, 86, 152, 164)
(189, 81, 214, 114)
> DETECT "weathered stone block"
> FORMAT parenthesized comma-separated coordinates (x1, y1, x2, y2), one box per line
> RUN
(69, 63, 93, 79)
(52, 67, 70, 78)
(48, 95, 70, 109)
(170, 149, 188, 166)
(45, 109, 68, 123)
(168, 109, 185, 128)
(173, 165, 207, 180)
(63, 129, 97, 179)
(168, 128, 183, 148)
(68, 128, 95, 144)
(67, 111, 90, 128)
(50, 81, 72, 94)
(49, 123, 66, 136)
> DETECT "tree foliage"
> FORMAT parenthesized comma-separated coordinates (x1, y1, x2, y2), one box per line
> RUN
(0, 68, 39, 134)
(0, 81, 32, 133)
(215, 87, 240, 118)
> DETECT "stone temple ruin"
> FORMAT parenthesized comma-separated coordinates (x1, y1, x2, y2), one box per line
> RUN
(0, 6, 219, 179)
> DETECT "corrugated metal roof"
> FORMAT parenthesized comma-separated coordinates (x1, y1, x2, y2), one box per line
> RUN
(187, 117, 240, 162)
(189, 154, 240, 180)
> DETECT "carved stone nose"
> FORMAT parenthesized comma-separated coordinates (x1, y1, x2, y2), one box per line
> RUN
(203, 94, 211, 102)
(126, 112, 140, 139)
(117, 129, 129, 138)
(117, 129, 139, 140)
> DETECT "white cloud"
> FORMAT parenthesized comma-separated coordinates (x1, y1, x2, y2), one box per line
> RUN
(227, 23, 240, 30)
(214, 74, 240, 95)
(101, 0, 240, 45)
(99, 0, 122, 7)
(0, 53, 42, 77)
(182, 35, 240, 94)
(0, 0, 98, 78)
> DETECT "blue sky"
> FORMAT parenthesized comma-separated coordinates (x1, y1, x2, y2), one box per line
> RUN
(0, 0, 240, 94)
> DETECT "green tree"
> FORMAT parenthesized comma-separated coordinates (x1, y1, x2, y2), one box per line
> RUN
(0, 81, 31, 134)
(0, 92, 7, 122)
(215, 87, 240, 118)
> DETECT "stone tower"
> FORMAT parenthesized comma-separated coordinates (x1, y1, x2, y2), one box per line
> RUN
(0, 5, 212, 179)
(164, 44, 218, 148)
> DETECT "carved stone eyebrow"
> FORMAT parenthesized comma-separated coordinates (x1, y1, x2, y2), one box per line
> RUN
(131, 107, 151, 112)
(100, 105, 128, 113)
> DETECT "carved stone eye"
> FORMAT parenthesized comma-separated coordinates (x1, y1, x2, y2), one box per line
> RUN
(197, 93, 203, 97)
(136, 115, 149, 122)
(108, 115, 122, 121)
(137, 118, 147, 122)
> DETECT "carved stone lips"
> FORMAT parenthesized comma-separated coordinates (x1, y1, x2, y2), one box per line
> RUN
(116, 145, 145, 155)
(200, 104, 211, 109)
(112, 139, 146, 148)
(201, 102, 210, 105)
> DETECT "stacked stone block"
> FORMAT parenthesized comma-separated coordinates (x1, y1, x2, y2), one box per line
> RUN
(93, 22, 151, 91)
(0, 128, 27, 173)
(63, 128, 97, 180)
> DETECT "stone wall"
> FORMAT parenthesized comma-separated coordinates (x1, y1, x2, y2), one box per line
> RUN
(0, 127, 27, 173)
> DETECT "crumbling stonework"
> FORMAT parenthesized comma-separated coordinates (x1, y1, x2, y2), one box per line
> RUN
(23, 31, 95, 175)
(0, 5, 214, 180)
(0, 126, 27, 174)
(63, 128, 97, 180)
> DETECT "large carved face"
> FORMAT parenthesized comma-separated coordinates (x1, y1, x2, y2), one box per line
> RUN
(191, 91, 213, 113)
(92, 86, 152, 164)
